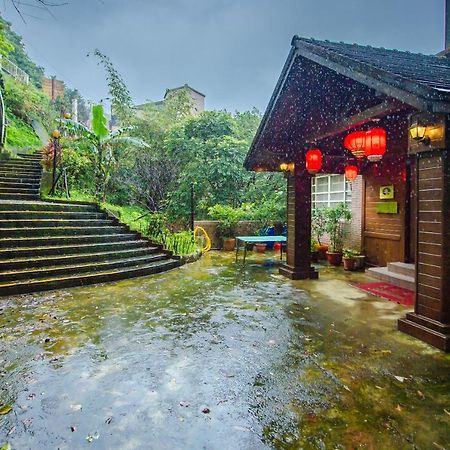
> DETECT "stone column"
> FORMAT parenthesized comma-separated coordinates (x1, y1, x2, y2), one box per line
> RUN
(279, 168, 318, 280)
(398, 149, 450, 351)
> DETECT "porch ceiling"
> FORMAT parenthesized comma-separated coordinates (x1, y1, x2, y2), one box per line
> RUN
(245, 37, 450, 172)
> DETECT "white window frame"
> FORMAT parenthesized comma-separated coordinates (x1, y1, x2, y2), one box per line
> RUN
(312, 174, 352, 209)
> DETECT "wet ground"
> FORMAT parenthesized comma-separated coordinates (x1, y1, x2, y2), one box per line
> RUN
(0, 251, 449, 450)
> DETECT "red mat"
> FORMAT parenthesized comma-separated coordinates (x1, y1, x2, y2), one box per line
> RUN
(352, 282, 415, 307)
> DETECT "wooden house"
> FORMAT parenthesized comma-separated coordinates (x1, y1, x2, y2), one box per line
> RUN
(244, 36, 450, 351)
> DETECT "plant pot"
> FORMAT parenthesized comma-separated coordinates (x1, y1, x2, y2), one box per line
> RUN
(311, 250, 319, 263)
(223, 238, 236, 251)
(254, 243, 267, 253)
(317, 244, 329, 260)
(343, 257, 355, 271)
(326, 251, 342, 266)
(353, 255, 366, 270)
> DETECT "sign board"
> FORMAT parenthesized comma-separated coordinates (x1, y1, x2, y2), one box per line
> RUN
(380, 185, 394, 200)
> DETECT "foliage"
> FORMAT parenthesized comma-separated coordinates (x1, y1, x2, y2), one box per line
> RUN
(208, 204, 242, 238)
(324, 203, 352, 253)
(0, 16, 44, 87)
(52, 87, 90, 124)
(343, 248, 360, 258)
(90, 49, 133, 124)
(312, 208, 328, 245)
(311, 239, 319, 252)
(5, 112, 41, 148)
(0, 21, 13, 57)
(60, 104, 148, 201)
(0, 147, 12, 160)
(3, 76, 53, 126)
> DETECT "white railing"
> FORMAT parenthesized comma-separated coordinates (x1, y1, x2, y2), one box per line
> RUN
(0, 55, 29, 85)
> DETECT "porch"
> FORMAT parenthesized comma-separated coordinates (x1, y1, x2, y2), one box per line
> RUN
(245, 37, 450, 351)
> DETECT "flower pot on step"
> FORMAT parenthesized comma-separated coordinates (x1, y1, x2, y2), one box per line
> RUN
(343, 257, 355, 271)
(223, 238, 236, 251)
(326, 251, 342, 266)
(353, 255, 365, 270)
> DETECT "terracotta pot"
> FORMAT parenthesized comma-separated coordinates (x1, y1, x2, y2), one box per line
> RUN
(326, 251, 342, 266)
(223, 238, 236, 251)
(254, 243, 267, 253)
(317, 244, 329, 260)
(343, 257, 355, 271)
(311, 251, 319, 263)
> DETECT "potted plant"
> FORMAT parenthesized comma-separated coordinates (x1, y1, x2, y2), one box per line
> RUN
(254, 243, 267, 253)
(325, 203, 352, 266)
(208, 204, 241, 251)
(311, 239, 319, 263)
(312, 208, 328, 260)
(353, 253, 366, 270)
(343, 248, 358, 271)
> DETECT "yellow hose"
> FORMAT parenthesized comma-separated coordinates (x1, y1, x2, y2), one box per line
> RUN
(194, 226, 211, 253)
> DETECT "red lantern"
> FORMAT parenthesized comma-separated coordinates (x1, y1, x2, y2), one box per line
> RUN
(365, 128, 386, 162)
(344, 131, 366, 159)
(345, 165, 358, 182)
(305, 149, 322, 174)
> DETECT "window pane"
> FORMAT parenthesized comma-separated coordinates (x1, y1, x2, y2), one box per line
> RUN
(330, 192, 345, 202)
(330, 175, 345, 190)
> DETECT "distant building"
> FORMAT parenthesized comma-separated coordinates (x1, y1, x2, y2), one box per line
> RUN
(42, 77, 64, 101)
(135, 84, 205, 117)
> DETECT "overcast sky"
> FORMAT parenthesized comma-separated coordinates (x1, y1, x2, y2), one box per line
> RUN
(0, 0, 446, 112)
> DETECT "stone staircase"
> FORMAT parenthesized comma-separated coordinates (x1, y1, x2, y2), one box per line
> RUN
(367, 262, 415, 291)
(0, 153, 181, 296)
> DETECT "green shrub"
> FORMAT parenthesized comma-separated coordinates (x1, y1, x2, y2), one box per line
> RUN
(5, 113, 41, 149)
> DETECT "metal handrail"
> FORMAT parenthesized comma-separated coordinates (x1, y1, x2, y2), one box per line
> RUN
(0, 55, 30, 85)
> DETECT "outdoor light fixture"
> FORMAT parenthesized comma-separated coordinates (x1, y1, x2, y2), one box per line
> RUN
(344, 131, 366, 159)
(305, 149, 322, 174)
(364, 127, 386, 162)
(51, 129, 61, 139)
(409, 116, 429, 143)
(344, 165, 358, 182)
(63, 112, 72, 119)
(279, 162, 295, 173)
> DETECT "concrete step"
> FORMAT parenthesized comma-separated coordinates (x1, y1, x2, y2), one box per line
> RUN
(0, 239, 152, 261)
(0, 258, 180, 296)
(0, 192, 39, 201)
(0, 201, 98, 213)
(387, 262, 415, 278)
(0, 232, 138, 248)
(0, 181, 40, 190)
(367, 266, 415, 291)
(0, 187, 40, 195)
(0, 176, 41, 184)
(0, 210, 106, 220)
(0, 252, 170, 282)
(0, 218, 115, 228)
(0, 225, 128, 238)
(0, 160, 41, 168)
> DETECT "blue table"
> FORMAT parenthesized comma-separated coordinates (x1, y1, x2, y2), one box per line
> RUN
(235, 235, 287, 264)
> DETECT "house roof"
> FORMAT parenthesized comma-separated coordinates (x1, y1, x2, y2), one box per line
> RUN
(164, 84, 205, 99)
(244, 36, 450, 170)
(291, 36, 450, 109)
(295, 37, 450, 94)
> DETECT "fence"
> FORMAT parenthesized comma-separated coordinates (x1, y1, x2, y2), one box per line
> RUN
(0, 55, 29, 85)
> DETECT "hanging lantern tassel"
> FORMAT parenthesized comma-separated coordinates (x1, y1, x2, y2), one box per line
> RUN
(305, 149, 322, 174)
(365, 128, 386, 162)
(344, 131, 366, 159)
(345, 164, 358, 182)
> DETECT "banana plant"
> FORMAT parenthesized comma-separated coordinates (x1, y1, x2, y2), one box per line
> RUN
(60, 104, 149, 201)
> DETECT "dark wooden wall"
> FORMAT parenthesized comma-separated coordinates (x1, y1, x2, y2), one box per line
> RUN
(362, 115, 409, 266)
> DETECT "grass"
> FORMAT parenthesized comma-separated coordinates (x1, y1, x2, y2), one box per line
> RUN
(5, 113, 42, 150)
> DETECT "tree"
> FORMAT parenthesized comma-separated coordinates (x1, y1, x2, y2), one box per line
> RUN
(0, 16, 45, 87)
(61, 104, 148, 201)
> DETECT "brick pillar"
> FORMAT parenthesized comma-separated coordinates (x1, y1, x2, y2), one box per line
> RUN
(279, 169, 318, 280)
(398, 150, 450, 351)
